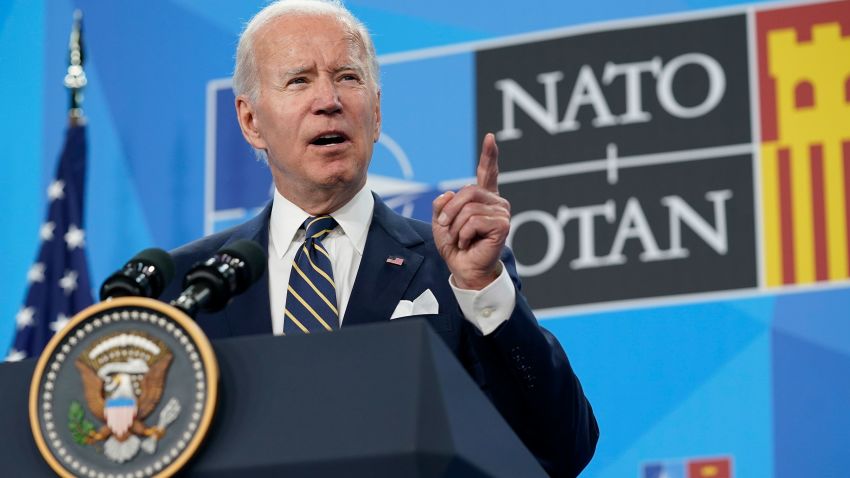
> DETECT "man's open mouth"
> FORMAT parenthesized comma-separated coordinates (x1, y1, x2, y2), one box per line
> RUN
(310, 132, 349, 146)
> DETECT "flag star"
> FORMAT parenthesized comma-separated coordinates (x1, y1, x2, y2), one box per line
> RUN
(65, 224, 85, 250)
(59, 270, 79, 295)
(40, 221, 56, 241)
(50, 313, 70, 333)
(16, 306, 35, 329)
(5, 349, 26, 362)
(47, 179, 65, 201)
(27, 262, 46, 283)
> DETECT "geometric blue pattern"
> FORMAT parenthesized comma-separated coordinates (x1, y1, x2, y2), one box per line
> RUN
(1, 2, 844, 478)
(773, 289, 850, 478)
(547, 296, 772, 478)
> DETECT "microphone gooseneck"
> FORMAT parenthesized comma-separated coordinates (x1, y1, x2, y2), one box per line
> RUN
(171, 240, 267, 317)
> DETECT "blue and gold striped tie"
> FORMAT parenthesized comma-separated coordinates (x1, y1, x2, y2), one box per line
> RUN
(284, 215, 339, 334)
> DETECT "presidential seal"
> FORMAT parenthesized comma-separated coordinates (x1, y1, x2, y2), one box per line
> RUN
(29, 297, 218, 478)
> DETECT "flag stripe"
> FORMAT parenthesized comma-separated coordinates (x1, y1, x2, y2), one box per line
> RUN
(810, 144, 828, 282)
(792, 144, 815, 283)
(844, 141, 850, 280)
(763, 145, 781, 286)
(825, 140, 848, 281)
(779, 148, 796, 284)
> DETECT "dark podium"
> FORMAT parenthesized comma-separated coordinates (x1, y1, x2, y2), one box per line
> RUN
(1, 319, 546, 477)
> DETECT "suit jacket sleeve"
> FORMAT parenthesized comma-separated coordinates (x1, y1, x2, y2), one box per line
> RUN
(461, 248, 599, 478)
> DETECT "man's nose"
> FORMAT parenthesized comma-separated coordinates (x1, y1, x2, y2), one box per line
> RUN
(312, 79, 342, 115)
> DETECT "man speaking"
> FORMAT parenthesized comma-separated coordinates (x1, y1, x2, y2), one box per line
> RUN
(163, 1, 598, 475)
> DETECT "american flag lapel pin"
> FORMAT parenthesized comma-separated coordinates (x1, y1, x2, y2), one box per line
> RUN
(386, 256, 404, 266)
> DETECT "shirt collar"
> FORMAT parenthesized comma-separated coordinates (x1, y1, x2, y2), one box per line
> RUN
(269, 186, 374, 259)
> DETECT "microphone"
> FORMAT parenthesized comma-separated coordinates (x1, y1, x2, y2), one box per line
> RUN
(99, 248, 175, 300)
(171, 239, 266, 317)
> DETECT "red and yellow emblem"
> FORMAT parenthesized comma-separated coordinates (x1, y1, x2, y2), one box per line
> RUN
(758, 1, 850, 286)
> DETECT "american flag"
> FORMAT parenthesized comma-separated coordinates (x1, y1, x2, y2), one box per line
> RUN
(386, 256, 405, 266)
(6, 125, 94, 361)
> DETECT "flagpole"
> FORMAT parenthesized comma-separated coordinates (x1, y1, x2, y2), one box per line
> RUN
(64, 9, 86, 126)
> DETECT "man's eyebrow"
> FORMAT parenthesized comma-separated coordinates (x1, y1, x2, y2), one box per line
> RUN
(334, 64, 363, 73)
(283, 66, 311, 77)
(279, 64, 362, 78)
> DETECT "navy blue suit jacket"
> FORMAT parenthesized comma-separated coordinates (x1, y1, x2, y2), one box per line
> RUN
(162, 195, 598, 477)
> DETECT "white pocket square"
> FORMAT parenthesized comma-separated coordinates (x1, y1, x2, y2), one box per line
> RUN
(390, 289, 439, 319)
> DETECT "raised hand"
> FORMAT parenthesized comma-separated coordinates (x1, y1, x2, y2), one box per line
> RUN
(432, 133, 511, 290)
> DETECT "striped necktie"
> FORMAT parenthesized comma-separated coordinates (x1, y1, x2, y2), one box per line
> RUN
(284, 215, 339, 334)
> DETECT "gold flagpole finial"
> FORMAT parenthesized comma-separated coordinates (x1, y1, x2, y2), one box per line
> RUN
(64, 9, 87, 125)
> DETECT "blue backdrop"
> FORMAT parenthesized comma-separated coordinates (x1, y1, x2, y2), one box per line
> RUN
(3, 1, 848, 477)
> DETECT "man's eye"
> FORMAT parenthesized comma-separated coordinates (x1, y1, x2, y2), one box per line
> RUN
(340, 74, 359, 82)
(288, 77, 307, 85)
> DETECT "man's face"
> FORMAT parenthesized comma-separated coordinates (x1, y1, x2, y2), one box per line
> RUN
(238, 15, 381, 209)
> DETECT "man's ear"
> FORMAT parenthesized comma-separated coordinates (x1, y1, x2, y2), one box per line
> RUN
(235, 95, 267, 150)
(373, 89, 382, 143)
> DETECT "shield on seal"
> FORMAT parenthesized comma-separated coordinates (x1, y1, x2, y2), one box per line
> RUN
(104, 396, 137, 437)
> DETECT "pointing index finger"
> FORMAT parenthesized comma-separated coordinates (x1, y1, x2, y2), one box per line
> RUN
(476, 133, 500, 194)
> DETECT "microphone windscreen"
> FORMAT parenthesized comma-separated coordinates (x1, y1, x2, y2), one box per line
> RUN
(220, 240, 267, 285)
(100, 247, 176, 301)
(133, 248, 175, 287)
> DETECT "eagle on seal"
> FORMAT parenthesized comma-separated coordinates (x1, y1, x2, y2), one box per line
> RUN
(75, 348, 173, 463)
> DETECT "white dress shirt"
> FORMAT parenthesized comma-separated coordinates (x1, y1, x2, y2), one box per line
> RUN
(267, 186, 516, 335)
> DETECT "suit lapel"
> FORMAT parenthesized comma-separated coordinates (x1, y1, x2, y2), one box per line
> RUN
(344, 195, 425, 327)
(217, 196, 426, 332)
(221, 203, 274, 336)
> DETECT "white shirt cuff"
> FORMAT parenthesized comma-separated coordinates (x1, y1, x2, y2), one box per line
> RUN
(449, 262, 516, 335)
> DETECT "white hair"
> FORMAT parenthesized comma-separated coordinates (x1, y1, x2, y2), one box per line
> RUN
(233, 0, 380, 103)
